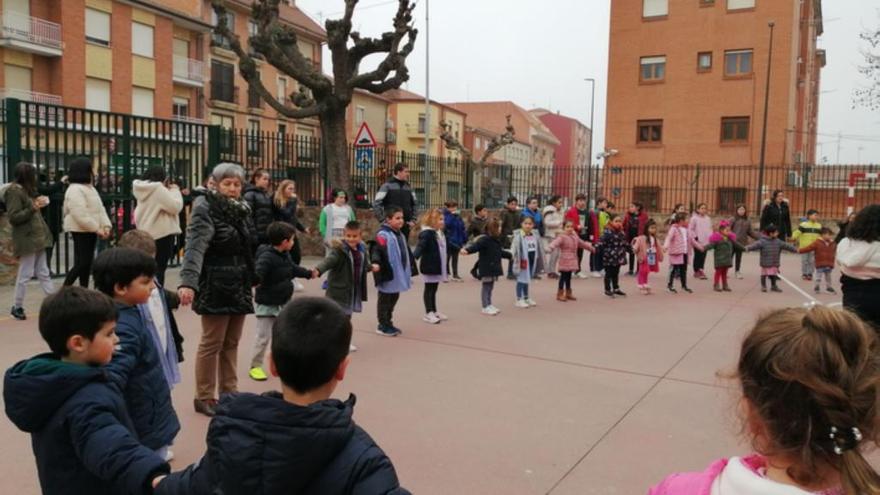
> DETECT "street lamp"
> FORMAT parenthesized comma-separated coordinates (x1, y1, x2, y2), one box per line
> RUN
(756, 21, 775, 214)
(584, 78, 596, 206)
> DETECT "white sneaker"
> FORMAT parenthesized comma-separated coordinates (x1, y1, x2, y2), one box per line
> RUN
(434, 311, 449, 321)
(591, 271, 602, 278)
(576, 272, 589, 279)
(423, 313, 441, 324)
(489, 305, 501, 315)
(735, 271, 743, 279)
(349, 344, 358, 352)
(515, 299, 530, 308)
(294, 280, 305, 291)
(482, 306, 497, 316)
(526, 298, 537, 307)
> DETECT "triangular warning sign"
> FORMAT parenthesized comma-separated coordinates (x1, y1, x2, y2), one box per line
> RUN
(354, 122, 377, 147)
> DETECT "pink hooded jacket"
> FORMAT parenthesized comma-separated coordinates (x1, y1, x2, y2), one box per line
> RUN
(648, 458, 727, 495)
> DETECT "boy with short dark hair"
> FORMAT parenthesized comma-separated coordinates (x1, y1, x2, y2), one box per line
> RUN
(501, 196, 520, 279)
(798, 226, 838, 294)
(467, 205, 489, 279)
(4, 286, 169, 494)
(792, 208, 823, 281)
(248, 221, 313, 381)
(371, 206, 417, 336)
(314, 220, 378, 352)
(589, 196, 610, 277)
(92, 247, 180, 461)
(155, 297, 409, 495)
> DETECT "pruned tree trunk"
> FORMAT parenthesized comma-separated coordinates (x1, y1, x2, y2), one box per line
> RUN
(439, 116, 516, 197)
(320, 103, 350, 190)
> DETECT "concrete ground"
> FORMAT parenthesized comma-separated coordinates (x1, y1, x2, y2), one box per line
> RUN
(0, 252, 842, 494)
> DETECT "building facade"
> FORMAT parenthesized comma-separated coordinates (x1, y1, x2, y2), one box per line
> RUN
(605, 0, 825, 167)
(531, 109, 592, 196)
(383, 88, 466, 159)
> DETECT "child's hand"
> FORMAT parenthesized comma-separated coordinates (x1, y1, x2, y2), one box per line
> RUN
(152, 475, 166, 488)
(178, 287, 195, 306)
(311, 269, 320, 279)
(460, 248, 469, 256)
(371, 263, 380, 272)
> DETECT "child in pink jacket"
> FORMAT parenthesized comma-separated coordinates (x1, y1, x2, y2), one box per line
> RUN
(664, 212, 702, 293)
(631, 219, 663, 294)
(648, 306, 880, 495)
(548, 220, 594, 302)
(688, 203, 713, 280)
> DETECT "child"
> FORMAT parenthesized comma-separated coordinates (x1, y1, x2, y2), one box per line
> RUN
(155, 298, 408, 494)
(461, 218, 512, 316)
(798, 227, 838, 294)
(548, 219, 595, 301)
(792, 208, 823, 281)
(442, 200, 467, 282)
(688, 203, 712, 280)
(249, 222, 314, 381)
(565, 193, 593, 278)
(588, 196, 610, 277)
(623, 201, 649, 276)
(92, 248, 180, 461)
(542, 195, 565, 279)
(370, 206, 417, 336)
(314, 221, 378, 345)
(522, 196, 545, 238)
(501, 196, 521, 279)
(597, 214, 632, 298)
(631, 219, 664, 294)
(511, 216, 545, 307)
(703, 220, 745, 292)
(413, 209, 449, 324)
(467, 204, 489, 240)
(746, 224, 798, 293)
(730, 204, 759, 279)
(665, 212, 702, 294)
(4, 287, 170, 494)
(649, 305, 880, 495)
(117, 230, 183, 389)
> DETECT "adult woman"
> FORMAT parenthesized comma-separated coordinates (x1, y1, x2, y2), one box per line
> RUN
(243, 168, 274, 249)
(542, 195, 565, 278)
(178, 163, 255, 416)
(836, 204, 880, 330)
(62, 156, 111, 287)
(5, 162, 54, 320)
(835, 212, 856, 244)
(273, 179, 309, 265)
(319, 188, 356, 252)
(133, 165, 183, 285)
(759, 189, 792, 239)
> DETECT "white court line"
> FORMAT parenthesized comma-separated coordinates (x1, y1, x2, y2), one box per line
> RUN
(776, 273, 820, 306)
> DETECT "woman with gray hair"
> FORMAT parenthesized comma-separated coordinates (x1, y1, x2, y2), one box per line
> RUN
(178, 163, 255, 416)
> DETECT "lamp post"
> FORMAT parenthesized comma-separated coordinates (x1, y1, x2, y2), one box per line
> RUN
(584, 78, 596, 206)
(756, 21, 775, 214)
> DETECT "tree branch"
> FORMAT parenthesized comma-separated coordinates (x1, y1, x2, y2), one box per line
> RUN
(478, 115, 516, 167)
(347, 0, 418, 91)
(439, 121, 473, 163)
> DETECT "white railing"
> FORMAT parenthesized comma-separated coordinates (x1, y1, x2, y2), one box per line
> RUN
(172, 114, 204, 124)
(0, 11, 62, 49)
(0, 88, 62, 105)
(173, 55, 205, 83)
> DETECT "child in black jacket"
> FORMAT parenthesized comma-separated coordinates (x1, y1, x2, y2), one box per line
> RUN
(248, 222, 313, 381)
(461, 218, 513, 316)
(413, 209, 448, 324)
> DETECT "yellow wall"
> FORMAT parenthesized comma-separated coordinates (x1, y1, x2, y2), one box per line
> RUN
(3, 50, 32, 68)
(351, 93, 388, 144)
(395, 101, 455, 155)
(132, 56, 155, 88)
(85, 44, 112, 80)
(131, 8, 155, 26)
(85, 0, 112, 13)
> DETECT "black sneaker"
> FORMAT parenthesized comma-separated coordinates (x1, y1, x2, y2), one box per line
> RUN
(682, 287, 693, 293)
(613, 289, 627, 296)
(814, 287, 821, 294)
(10, 306, 25, 320)
(375, 325, 400, 337)
(771, 286, 783, 293)
(826, 287, 837, 294)
(667, 286, 678, 294)
(761, 287, 768, 293)
(604, 290, 616, 298)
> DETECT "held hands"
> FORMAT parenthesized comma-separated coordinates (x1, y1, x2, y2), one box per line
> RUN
(97, 227, 111, 240)
(371, 263, 380, 273)
(311, 269, 320, 279)
(460, 248, 469, 256)
(178, 287, 195, 306)
(152, 475, 166, 489)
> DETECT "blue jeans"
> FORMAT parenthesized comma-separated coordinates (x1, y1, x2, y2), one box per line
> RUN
(516, 282, 530, 299)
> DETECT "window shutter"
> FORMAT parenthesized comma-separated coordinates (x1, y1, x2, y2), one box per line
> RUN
(643, 0, 668, 17)
(727, 0, 755, 10)
(132, 87, 154, 117)
(85, 8, 110, 43)
(131, 22, 154, 57)
(85, 78, 110, 111)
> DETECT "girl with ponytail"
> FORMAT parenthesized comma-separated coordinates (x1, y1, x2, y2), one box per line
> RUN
(649, 305, 880, 495)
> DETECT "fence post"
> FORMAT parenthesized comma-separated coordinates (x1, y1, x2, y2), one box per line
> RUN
(464, 158, 472, 209)
(4, 98, 21, 179)
(206, 125, 221, 174)
(121, 115, 133, 231)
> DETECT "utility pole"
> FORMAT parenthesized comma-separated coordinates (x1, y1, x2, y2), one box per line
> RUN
(836, 132, 842, 163)
(585, 78, 596, 206)
(423, 0, 430, 159)
(756, 21, 775, 214)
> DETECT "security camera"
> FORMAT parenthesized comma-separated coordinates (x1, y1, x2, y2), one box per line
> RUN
(608, 149, 619, 155)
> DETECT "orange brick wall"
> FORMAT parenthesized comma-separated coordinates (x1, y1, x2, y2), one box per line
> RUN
(110, 3, 133, 114)
(154, 17, 174, 119)
(58, 0, 86, 107)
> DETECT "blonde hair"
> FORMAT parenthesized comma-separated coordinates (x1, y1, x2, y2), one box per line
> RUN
(420, 208, 444, 228)
(118, 229, 156, 256)
(738, 306, 880, 494)
(274, 179, 295, 209)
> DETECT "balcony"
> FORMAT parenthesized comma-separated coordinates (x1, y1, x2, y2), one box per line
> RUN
(0, 88, 62, 105)
(0, 12, 62, 57)
(172, 114, 204, 124)
(172, 55, 205, 88)
(209, 81, 238, 106)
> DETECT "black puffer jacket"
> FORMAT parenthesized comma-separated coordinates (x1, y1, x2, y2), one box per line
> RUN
(274, 197, 307, 232)
(243, 184, 274, 246)
(155, 392, 409, 495)
(254, 244, 312, 306)
(413, 228, 443, 276)
(464, 234, 512, 278)
(760, 200, 792, 239)
(179, 190, 255, 315)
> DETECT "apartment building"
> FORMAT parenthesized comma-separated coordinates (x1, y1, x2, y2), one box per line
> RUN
(531, 109, 592, 195)
(347, 88, 391, 146)
(383, 87, 466, 159)
(605, 0, 825, 166)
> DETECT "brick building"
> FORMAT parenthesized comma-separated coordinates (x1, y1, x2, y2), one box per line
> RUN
(531, 109, 592, 196)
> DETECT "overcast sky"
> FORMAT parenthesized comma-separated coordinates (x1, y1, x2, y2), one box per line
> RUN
(297, 0, 880, 164)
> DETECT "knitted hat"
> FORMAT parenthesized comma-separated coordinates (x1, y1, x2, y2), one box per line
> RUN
(718, 220, 731, 229)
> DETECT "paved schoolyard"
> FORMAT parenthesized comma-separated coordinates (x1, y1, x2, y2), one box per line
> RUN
(0, 252, 841, 494)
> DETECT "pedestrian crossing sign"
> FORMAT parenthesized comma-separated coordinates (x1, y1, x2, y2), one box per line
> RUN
(355, 147, 374, 170)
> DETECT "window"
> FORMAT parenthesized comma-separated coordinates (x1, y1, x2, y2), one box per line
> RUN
(277, 123, 287, 159)
(4, 64, 31, 92)
(633, 187, 661, 212)
(418, 113, 426, 134)
(172, 97, 189, 119)
(640, 56, 666, 82)
(355, 106, 365, 126)
(727, 0, 755, 10)
(85, 78, 110, 111)
(131, 22, 154, 58)
(248, 71, 262, 108)
(132, 87, 154, 117)
(211, 10, 234, 49)
(248, 19, 263, 58)
(721, 116, 750, 143)
(643, 0, 668, 17)
(475, 137, 482, 150)
(697, 52, 712, 72)
(717, 188, 747, 214)
(277, 77, 287, 104)
(85, 8, 110, 46)
(724, 49, 753, 76)
(637, 120, 663, 144)
(211, 113, 234, 128)
(247, 119, 261, 156)
(700, 0, 715, 6)
(210, 60, 235, 103)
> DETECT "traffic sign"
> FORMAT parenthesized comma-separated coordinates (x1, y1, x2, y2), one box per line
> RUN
(355, 147, 374, 170)
(354, 122, 377, 148)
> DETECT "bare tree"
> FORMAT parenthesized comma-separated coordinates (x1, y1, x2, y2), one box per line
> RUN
(854, 21, 880, 110)
(211, 0, 418, 191)
(439, 116, 515, 176)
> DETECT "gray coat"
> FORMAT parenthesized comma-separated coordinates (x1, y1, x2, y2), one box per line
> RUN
(746, 236, 797, 268)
